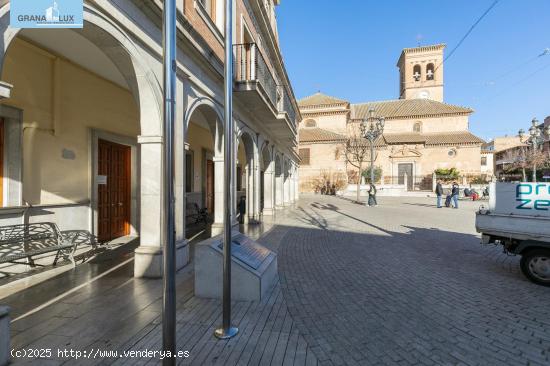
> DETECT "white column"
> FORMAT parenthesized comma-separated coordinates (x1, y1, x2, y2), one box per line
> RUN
(134, 136, 188, 278)
(283, 159, 291, 206)
(275, 160, 283, 208)
(263, 161, 275, 215)
(294, 168, 300, 201)
(211, 155, 225, 235)
(289, 165, 295, 204)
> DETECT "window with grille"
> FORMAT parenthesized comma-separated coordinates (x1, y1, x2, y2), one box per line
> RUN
(299, 148, 310, 165)
(481, 157, 487, 166)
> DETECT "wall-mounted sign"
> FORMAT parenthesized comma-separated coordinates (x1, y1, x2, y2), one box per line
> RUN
(97, 175, 107, 185)
(11, 0, 83, 29)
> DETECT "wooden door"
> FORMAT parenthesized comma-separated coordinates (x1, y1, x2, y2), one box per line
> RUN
(98, 139, 131, 242)
(206, 159, 214, 214)
(398, 163, 413, 191)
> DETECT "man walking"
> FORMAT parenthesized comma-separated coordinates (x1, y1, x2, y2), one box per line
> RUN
(451, 182, 460, 209)
(368, 182, 378, 207)
(435, 180, 443, 208)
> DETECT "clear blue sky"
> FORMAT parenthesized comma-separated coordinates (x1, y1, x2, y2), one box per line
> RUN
(276, 0, 550, 141)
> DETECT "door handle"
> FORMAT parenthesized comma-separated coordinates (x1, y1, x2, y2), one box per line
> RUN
(118, 202, 123, 206)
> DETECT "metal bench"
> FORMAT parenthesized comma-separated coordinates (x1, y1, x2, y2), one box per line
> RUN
(0, 222, 78, 267)
(186, 203, 211, 225)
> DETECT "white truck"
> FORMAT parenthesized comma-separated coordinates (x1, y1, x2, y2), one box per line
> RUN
(476, 182, 550, 286)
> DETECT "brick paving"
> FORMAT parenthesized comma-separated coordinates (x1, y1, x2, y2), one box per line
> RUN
(276, 194, 550, 366)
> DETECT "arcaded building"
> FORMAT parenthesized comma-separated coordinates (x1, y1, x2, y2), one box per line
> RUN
(298, 44, 486, 192)
(0, 0, 300, 278)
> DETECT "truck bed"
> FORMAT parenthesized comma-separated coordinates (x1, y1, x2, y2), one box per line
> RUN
(476, 212, 550, 243)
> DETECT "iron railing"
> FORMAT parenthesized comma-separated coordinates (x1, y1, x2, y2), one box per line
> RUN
(234, 43, 278, 109)
(277, 85, 297, 129)
(233, 43, 296, 128)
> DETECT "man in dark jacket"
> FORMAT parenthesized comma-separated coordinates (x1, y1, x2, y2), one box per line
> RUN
(435, 180, 444, 208)
(451, 182, 460, 209)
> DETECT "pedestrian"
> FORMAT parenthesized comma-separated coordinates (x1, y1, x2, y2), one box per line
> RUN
(451, 181, 459, 209)
(435, 180, 443, 208)
(238, 196, 246, 223)
(368, 182, 378, 207)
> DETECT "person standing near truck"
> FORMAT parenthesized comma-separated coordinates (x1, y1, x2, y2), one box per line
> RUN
(435, 180, 444, 208)
(451, 182, 460, 209)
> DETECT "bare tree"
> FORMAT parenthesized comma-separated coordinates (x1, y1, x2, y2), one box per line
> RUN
(341, 123, 374, 203)
(504, 146, 529, 181)
(505, 145, 549, 181)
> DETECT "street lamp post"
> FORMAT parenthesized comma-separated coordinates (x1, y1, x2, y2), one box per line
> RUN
(361, 108, 385, 185)
(518, 118, 550, 182)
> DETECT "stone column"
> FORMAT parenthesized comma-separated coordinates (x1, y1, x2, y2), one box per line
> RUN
(283, 160, 291, 206)
(275, 167, 283, 208)
(253, 152, 261, 221)
(295, 169, 300, 201)
(134, 136, 187, 278)
(263, 164, 275, 215)
(211, 155, 225, 236)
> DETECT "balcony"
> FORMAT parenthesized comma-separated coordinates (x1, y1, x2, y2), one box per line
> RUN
(234, 43, 297, 144)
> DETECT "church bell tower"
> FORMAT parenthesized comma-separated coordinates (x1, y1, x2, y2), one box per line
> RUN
(397, 44, 445, 102)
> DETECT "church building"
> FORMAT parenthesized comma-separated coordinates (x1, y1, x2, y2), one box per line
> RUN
(298, 44, 486, 192)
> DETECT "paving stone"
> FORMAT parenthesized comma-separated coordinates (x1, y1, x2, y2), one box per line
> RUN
(275, 195, 550, 366)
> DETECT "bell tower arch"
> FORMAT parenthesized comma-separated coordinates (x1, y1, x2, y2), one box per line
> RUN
(397, 44, 445, 102)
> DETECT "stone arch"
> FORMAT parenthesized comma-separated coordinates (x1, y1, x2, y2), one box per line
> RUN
(0, 3, 163, 136)
(185, 98, 224, 156)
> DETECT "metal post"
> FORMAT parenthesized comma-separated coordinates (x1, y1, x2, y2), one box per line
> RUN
(161, 0, 177, 363)
(370, 139, 375, 184)
(215, 0, 238, 340)
(533, 140, 538, 182)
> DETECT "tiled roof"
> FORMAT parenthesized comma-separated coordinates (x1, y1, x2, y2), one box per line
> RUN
(299, 127, 347, 143)
(383, 131, 485, 146)
(352, 99, 473, 119)
(298, 92, 349, 107)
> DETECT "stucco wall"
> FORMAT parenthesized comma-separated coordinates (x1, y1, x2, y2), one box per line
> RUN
(1, 38, 139, 206)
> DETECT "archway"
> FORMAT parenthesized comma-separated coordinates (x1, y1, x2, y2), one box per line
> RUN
(237, 130, 257, 223)
(184, 99, 224, 235)
(0, 5, 168, 277)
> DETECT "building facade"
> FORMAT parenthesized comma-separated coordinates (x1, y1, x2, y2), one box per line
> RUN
(298, 44, 485, 193)
(0, 0, 300, 278)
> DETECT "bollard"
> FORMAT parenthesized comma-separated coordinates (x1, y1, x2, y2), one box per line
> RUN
(0, 305, 10, 366)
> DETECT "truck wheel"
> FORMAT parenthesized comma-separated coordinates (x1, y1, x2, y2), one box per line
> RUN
(520, 249, 550, 286)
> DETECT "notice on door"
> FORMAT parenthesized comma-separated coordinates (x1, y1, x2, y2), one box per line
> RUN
(97, 175, 107, 185)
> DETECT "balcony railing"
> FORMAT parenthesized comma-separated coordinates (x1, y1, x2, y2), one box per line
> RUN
(277, 85, 297, 129)
(234, 43, 278, 110)
(233, 43, 296, 130)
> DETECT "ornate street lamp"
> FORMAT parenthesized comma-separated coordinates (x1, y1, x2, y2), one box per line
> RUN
(361, 108, 385, 185)
(518, 117, 550, 182)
